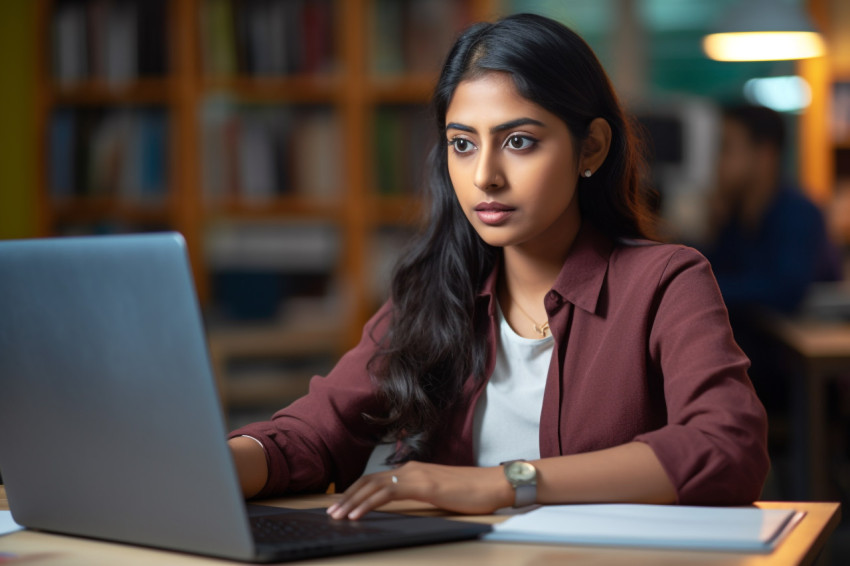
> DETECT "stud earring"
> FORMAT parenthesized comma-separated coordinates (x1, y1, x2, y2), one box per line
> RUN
(583, 169, 592, 178)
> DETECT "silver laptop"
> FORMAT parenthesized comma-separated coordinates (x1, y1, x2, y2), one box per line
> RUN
(0, 232, 489, 562)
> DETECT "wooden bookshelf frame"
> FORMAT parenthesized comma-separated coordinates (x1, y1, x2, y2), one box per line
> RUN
(35, 0, 499, 411)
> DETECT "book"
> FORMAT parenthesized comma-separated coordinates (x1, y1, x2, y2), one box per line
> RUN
(292, 109, 340, 198)
(137, 0, 167, 76)
(52, 0, 164, 83)
(200, 97, 236, 203)
(205, 222, 339, 271)
(136, 109, 168, 201)
(201, 102, 303, 203)
(48, 108, 168, 202)
(238, 112, 279, 202)
(48, 110, 76, 198)
(405, 0, 469, 73)
(374, 105, 433, 195)
(372, 0, 405, 75)
(200, 0, 334, 77)
(104, 0, 138, 84)
(485, 504, 803, 553)
(374, 106, 404, 195)
(88, 109, 128, 197)
(302, 0, 333, 74)
(372, 0, 471, 75)
(52, 1, 88, 83)
(202, 0, 238, 77)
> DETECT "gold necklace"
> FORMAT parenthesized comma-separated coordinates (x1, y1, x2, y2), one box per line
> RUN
(511, 298, 550, 338)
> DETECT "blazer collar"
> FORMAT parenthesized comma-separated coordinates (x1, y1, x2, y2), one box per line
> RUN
(478, 222, 613, 316)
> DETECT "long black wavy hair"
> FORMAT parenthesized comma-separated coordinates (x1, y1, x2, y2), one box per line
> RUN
(367, 13, 655, 463)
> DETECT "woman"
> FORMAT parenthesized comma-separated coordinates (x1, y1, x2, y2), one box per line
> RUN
(228, 13, 768, 520)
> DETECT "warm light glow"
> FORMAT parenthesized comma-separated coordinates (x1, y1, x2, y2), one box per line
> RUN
(703, 31, 825, 61)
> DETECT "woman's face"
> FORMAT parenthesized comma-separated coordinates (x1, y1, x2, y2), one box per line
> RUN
(445, 72, 582, 251)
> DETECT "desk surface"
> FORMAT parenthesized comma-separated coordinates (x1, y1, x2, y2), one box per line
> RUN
(0, 487, 840, 565)
(759, 313, 850, 360)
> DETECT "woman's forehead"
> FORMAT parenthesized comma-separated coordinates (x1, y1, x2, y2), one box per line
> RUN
(445, 73, 550, 129)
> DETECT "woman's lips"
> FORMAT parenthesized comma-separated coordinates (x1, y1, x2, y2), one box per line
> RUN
(474, 202, 516, 225)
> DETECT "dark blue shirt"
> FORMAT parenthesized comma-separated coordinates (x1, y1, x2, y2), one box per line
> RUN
(703, 186, 842, 314)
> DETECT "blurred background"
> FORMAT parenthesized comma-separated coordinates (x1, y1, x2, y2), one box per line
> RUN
(0, 0, 849, 562)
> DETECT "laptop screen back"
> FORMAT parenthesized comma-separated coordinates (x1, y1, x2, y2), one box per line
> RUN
(0, 233, 256, 560)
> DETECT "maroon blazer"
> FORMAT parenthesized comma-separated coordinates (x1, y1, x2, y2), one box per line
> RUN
(231, 223, 769, 505)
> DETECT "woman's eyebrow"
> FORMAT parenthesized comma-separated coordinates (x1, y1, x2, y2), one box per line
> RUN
(445, 122, 476, 133)
(490, 117, 544, 133)
(445, 117, 545, 134)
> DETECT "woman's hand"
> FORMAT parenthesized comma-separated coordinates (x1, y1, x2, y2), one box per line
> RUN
(326, 461, 514, 520)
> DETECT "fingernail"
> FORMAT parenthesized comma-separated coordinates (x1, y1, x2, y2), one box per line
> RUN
(327, 503, 338, 514)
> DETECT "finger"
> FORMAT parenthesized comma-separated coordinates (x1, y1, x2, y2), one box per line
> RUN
(327, 476, 368, 515)
(327, 472, 378, 515)
(347, 487, 396, 520)
(329, 478, 389, 520)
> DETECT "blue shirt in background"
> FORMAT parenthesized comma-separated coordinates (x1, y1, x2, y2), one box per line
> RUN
(702, 186, 842, 315)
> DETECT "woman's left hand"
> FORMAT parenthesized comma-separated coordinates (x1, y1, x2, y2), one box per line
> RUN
(326, 461, 513, 520)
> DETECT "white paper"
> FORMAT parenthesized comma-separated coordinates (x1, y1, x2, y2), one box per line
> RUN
(485, 504, 799, 553)
(0, 511, 22, 537)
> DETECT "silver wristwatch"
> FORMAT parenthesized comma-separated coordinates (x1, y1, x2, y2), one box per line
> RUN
(502, 459, 538, 507)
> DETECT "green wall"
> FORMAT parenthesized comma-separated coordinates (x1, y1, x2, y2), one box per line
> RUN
(0, 0, 38, 239)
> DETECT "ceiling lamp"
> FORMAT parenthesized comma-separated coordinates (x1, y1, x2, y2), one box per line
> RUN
(743, 75, 812, 112)
(703, 0, 826, 61)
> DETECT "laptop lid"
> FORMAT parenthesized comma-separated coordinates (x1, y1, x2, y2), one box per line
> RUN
(0, 233, 257, 561)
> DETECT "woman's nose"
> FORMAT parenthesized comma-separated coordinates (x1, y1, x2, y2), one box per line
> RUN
(473, 149, 505, 191)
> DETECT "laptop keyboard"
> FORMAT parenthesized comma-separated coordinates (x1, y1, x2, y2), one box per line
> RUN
(250, 513, 391, 545)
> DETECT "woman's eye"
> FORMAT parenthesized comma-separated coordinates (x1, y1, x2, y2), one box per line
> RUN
(449, 138, 475, 154)
(505, 135, 535, 150)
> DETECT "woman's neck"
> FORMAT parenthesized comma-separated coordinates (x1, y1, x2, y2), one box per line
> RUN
(498, 219, 581, 338)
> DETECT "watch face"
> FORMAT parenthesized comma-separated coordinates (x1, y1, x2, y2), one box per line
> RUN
(506, 461, 536, 483)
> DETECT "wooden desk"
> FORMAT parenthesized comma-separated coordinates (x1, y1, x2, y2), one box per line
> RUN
(0, 487, 840, 565)
(758, 314, 850, 500)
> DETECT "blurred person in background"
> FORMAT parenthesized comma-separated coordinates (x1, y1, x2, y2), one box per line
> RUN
(700, 104, 842, 416)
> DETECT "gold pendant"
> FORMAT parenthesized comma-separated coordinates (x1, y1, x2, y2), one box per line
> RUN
(533, 322, 550, 337)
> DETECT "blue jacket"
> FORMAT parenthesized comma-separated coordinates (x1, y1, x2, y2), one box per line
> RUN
(703, 186, 841, 314)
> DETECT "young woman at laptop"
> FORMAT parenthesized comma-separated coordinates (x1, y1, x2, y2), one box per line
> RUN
(227, 14, 768, 520)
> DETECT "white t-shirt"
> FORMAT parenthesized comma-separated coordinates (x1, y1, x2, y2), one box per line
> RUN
(473, 303, 554, 467)
(362, 304, 554, 475)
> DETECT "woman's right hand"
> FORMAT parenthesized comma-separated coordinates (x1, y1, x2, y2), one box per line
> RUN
(228, 436, 269, 498)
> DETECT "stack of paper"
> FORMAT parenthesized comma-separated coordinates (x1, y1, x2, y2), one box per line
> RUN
(0, 511, 22, 537)
(485, 504, 802, 553)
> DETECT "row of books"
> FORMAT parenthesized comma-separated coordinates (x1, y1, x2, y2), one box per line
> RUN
(200, 0, 335, 77)
(205, 222, 412, 320)
(52, 0, 167, 84)
(201, 101, 341, 202)
(374, 105, 435, 195)
(372, 0, 471, 75)
(205, 222, 340, 271)
(49, 107, 168, 202)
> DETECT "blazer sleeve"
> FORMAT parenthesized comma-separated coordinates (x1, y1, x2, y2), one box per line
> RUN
(634, 248, 769, 505)
(228, 304, 391, 497)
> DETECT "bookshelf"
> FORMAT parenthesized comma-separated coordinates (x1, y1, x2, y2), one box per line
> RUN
(36, 0, 499, 417)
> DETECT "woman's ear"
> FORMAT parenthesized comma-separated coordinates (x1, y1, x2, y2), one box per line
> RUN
(579, 118, 612, 177)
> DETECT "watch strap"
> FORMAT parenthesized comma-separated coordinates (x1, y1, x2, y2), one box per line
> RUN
(514, 482, 536, 507)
